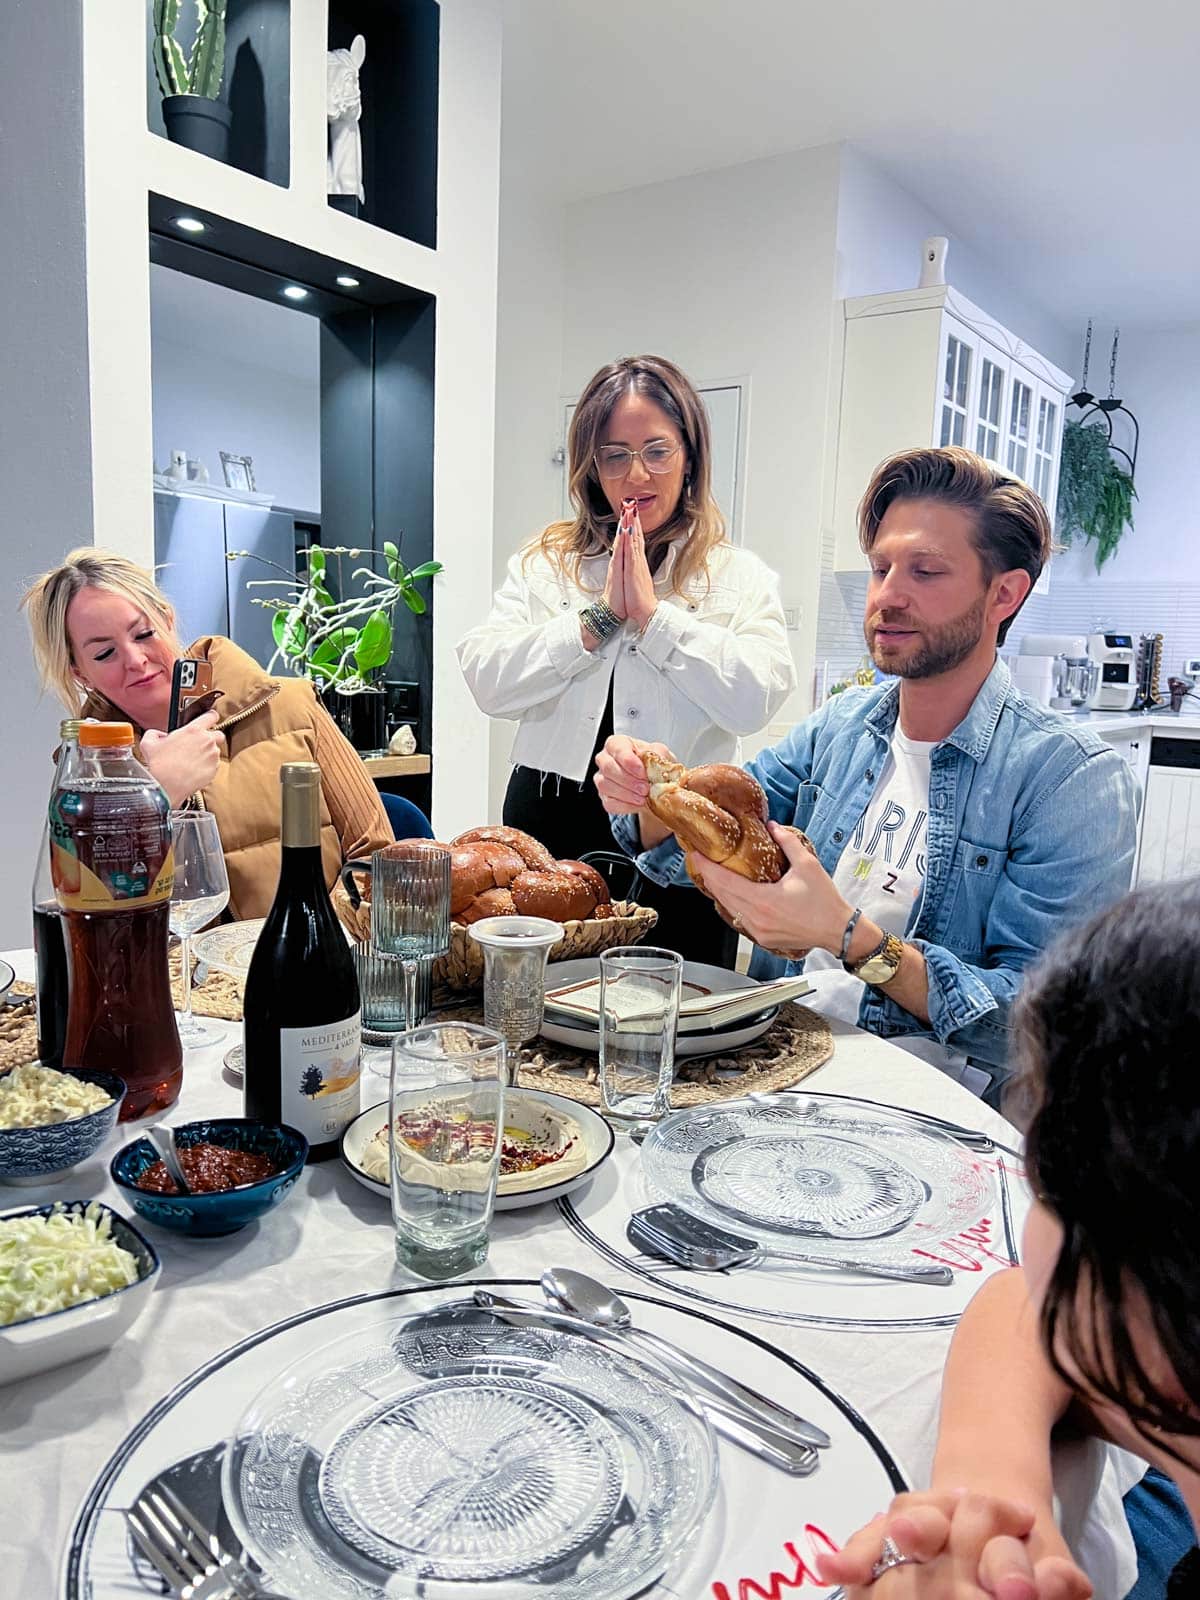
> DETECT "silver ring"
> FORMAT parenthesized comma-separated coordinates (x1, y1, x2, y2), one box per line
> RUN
(869, 1536, 919, 1583)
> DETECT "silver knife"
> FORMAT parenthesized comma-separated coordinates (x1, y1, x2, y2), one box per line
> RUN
(474, 1288, 830, 1454)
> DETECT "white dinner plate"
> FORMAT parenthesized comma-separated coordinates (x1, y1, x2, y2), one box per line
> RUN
(540, 959, 778, 1058)
(0, 958, 15, 1003)
(340, 1087, 615, 1210)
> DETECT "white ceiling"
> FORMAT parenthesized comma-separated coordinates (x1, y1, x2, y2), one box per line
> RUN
(499, 0, 1200, 330)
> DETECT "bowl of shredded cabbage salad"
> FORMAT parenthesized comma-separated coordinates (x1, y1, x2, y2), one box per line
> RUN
(0, 1201, 159, 1384)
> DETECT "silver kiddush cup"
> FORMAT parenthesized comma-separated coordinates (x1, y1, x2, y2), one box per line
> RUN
(467, 916, 564, 1079)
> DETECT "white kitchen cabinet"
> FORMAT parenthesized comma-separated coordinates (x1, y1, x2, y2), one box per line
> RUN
(1099, 729, 1150, 800)
(830, 286, 1073, 588)
(1136, 767, 1200, 884)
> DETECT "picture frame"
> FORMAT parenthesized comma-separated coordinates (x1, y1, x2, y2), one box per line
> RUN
(220, 451, 256, 492)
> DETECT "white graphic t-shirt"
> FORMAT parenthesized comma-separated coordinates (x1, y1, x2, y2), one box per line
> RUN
(802, 728, 983, 1091)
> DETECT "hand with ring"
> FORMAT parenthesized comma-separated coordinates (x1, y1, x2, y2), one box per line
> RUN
(818, 1490, 1090, 1599)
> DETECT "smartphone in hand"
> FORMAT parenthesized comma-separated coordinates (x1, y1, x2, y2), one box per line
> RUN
(167, 659, 221, 732)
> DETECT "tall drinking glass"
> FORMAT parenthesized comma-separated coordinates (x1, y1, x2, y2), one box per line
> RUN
(370, 841, 452, 1036)
(169, 810, 231, 1046)
(388, 1021, 506, 1279)
(598, 946, 683, 1135)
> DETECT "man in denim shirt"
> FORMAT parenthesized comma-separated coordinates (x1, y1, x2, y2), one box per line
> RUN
(597, 446, 1138, 1101)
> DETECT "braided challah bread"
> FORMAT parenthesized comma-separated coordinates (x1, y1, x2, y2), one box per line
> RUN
(448, 827, 613, 926)
(640, 754, 816, 954)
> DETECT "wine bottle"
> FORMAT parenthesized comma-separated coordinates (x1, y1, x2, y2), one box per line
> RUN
(243, 763, 362, 1161)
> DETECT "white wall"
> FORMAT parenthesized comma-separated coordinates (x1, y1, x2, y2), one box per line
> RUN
(1, 0, 94, 948)
(1049, 324, 1199, 588)
(150, 266, 322, 514)
(487, 170, 569, 819)
(835, 147, 1076, 374)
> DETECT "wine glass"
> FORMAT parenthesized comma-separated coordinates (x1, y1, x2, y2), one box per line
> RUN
(370, 841, 452, 1035)
(169, 810, 231, 1047)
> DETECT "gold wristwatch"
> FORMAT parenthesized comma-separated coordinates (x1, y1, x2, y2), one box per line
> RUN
(845, 930, 904, 986)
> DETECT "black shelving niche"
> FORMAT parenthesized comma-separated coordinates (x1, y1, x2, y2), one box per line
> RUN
(146, 0, 291, 188)
(327, 0, 439, 249)
(148, 197, 436, 811)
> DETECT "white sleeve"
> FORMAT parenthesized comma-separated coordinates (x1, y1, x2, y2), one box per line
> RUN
(635, 556, 797, 734)
(456, 550, 598, 719)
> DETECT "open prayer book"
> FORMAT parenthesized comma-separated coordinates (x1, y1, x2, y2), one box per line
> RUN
(543, 972, 814, 1034)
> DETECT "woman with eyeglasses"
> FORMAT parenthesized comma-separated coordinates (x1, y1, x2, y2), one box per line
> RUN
(458, 354, 795, 965)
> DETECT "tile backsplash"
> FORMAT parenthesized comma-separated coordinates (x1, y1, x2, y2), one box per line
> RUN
(814, 562, 1200, 701)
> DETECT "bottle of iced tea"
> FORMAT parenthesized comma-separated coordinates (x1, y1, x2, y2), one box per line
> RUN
(49, 721, 182, 1119)
(31, 719, 82, 1069)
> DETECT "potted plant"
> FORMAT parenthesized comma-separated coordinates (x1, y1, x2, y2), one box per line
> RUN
(1056, 419, 1137, 572)
(152, 0, 231, 162)
(231, 540, 442, 751)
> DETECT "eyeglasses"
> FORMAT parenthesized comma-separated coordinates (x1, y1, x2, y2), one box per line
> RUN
(594, 442, 682, 479)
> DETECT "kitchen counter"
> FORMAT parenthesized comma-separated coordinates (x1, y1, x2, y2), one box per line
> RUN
(1053, 707, 1200, 739)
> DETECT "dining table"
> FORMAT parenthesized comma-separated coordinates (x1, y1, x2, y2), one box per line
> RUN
(1, 944, 1141, 1600)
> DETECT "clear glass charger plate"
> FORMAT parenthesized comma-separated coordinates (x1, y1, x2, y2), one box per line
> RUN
(640, 1094, 994, 1265)
(221, 1300, 718, 1599)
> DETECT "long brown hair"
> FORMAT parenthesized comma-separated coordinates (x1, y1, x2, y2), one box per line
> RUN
(529, 354, 727, 595)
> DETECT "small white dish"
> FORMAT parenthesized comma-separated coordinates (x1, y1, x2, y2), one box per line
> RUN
(540, 959, 780, 1057)
(0, 1201, 161, 1385)
(222, 1043, 244, 1085)
(340, 1088, 615, 1211)
(0, 958, 15, 1002)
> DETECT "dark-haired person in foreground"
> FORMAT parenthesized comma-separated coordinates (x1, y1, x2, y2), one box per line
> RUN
(595, 446, 1139, 1103)
(821, 878, 1200, 1599)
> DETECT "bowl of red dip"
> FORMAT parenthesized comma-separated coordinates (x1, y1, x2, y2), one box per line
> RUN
(109, 1119, 307, 1237)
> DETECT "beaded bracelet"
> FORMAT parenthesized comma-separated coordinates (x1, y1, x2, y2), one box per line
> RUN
(579, 599, 621, 643)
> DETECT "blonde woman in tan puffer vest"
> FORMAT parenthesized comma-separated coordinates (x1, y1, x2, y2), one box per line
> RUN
(23, 549, 393, 921)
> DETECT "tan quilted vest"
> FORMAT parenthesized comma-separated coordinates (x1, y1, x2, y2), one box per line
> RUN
(81, 637, 343, 920)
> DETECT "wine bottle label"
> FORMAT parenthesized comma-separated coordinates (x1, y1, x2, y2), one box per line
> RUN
(278, 1012, 362, 1145)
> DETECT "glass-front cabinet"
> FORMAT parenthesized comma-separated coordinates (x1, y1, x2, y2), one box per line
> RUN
(832, 284, 1073, 572)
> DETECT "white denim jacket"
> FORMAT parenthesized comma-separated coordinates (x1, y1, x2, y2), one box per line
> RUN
(457, 537, 797, 782)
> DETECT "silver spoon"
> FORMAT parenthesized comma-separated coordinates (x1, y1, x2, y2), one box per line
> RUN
(540, 1265, 832, 1449)
(147, 1124, 191, 1195)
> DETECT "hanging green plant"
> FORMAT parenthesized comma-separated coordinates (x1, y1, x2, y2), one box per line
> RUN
(1056, 419, 1136, 571)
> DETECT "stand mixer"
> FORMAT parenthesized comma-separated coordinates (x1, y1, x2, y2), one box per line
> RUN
(1050, 653, 1101, 712)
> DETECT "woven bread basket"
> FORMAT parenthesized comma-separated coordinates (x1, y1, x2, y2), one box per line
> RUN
(433, 900, 658, 992)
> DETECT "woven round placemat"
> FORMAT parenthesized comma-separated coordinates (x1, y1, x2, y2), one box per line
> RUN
(0, 959, 243, 1074)
(427, 998, 834, 1109)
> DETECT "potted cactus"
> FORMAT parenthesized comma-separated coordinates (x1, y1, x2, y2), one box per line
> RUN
(153, 0, 232, 162)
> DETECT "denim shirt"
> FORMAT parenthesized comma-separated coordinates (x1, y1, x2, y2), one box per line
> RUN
(613, 658, 1138, 1068)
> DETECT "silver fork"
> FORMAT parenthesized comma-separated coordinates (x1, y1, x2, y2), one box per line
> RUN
(125, 1481, 284, 1599)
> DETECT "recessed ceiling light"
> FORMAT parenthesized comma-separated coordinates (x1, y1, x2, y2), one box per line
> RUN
(174, 216, 206, 234)
(281, 285, 309, 301)
(336, 275, 360, 289)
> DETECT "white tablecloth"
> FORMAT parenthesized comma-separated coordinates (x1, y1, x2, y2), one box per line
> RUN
(0, 949, 1139, 1598)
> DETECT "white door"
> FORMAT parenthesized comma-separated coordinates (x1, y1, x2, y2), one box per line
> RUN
(973, 345, 1009, 465)
(561, 383, 745, 540)
(1004, 370, 1035, 482)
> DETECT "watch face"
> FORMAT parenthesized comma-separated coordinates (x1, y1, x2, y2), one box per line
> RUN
(857, 956, 895, 983)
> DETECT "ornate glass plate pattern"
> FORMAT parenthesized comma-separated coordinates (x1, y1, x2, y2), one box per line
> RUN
(190, 918, 266, 977)
(222, 1303, 718, 1599)
(641, 1096, 993, 1267)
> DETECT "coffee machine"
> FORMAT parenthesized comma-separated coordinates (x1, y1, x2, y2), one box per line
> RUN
(1085, 632, 1137, 712)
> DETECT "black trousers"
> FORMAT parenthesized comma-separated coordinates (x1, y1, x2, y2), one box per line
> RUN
(503, 763, 738, 970)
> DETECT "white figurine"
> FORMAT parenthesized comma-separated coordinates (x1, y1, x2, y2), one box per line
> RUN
(327, 35, 366, 204)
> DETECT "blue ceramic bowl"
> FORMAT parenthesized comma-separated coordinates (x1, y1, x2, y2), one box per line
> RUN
(0, 1071, 127, 1183)
(110, 1118, 307, 1237)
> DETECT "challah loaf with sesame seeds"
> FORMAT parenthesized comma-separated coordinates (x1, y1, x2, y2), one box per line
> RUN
(446, 827, 612, 926)
(640, 752, 816, 892)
